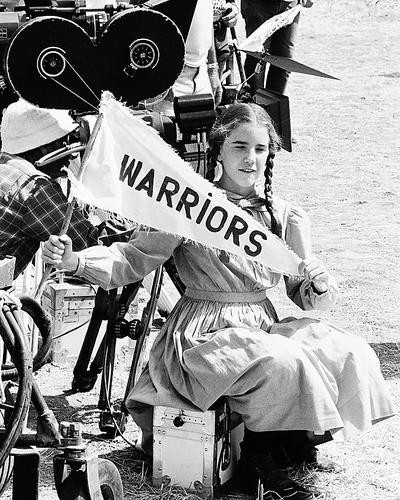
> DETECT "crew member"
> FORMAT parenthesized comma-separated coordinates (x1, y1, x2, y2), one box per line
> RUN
(0, 98, 130, 279)
(151, 0, 239, 113)
(241, 0, 314, 95)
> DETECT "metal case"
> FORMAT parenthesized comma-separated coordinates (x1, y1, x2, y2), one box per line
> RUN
(41, 280, 97, 363)
(153, 403, 243, 498)
(0, 256, 15, 289)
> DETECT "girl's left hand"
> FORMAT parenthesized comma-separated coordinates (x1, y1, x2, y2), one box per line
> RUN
(299, 257, 330, 293)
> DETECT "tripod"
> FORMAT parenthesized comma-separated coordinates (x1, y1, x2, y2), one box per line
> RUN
(70, 258, 185, 439)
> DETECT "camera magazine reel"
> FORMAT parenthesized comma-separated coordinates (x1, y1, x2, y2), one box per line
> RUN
(4, 8, 185, 111)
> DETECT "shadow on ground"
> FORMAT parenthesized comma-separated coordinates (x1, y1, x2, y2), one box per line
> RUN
(370, 342, 400, 379)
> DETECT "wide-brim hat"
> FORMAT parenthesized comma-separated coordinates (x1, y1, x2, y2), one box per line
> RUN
(1, 98, 78, 154)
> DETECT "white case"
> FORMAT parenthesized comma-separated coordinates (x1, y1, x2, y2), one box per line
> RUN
(153, 403, 244, 498)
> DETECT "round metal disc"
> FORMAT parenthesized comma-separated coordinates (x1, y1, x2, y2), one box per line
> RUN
(4, 16, 101, 112)
(98, 8, 185, 105)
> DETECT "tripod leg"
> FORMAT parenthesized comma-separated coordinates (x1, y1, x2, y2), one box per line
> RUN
(98, 308, 118, 414)
(98, 317, 123, 438)
(122, 267, 164, 412)
(97, 283, 141, 438)
(71, 288, 109, 393)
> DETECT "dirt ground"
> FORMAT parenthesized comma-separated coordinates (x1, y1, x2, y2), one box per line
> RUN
(2, 0, 400, 499)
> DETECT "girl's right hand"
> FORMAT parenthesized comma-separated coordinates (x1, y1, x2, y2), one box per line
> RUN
(42, 234, 79, 272)
(299, 0, 313, 7)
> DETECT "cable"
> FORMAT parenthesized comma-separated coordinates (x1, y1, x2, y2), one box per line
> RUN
(53, 319, 90, 340)
(0, 293, 33, 468)
(2, 295, 52, 380)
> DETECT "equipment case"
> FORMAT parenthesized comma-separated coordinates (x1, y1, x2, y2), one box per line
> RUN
(41, 280, 97, 363)
(153, 403, 244, 498)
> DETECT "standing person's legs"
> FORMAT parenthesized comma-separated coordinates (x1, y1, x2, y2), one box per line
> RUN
(266, 9, 300, 94)
(241, 0, 278, 93)
(241, 0, 300, 95)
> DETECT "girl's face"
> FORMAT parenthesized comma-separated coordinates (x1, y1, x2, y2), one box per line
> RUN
(217, 123, 270, 196)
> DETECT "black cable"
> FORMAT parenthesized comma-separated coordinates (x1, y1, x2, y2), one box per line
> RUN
(0, 299, 33, 468)
(2, 296, 52, 379)
(216, 403, 232, 488)
(53, 319, 90, 340)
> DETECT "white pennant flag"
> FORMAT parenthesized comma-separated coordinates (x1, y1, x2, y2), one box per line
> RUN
(239, 5, 302, 53)
(72, 92, 301, 276)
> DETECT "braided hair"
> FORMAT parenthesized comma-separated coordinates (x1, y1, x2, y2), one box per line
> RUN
(207, 102, 283, 238)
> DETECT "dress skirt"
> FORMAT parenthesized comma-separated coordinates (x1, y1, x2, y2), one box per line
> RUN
(126, 289, 395, 442)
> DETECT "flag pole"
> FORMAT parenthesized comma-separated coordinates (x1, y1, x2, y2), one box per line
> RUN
(34, 112, 104, 301)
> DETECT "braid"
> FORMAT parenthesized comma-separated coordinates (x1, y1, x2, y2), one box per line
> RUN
(206, 136, 221, 182)
(264, 153, 283, 238)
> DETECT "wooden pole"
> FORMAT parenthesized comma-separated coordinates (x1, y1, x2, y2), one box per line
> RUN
(34, 113, 104, 301)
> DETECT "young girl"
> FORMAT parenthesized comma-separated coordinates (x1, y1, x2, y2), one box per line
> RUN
(42, 103, 395, 499)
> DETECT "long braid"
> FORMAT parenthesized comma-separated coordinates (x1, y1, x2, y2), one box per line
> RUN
(206, 136, 220, 182)
(264, 153, 282, 238)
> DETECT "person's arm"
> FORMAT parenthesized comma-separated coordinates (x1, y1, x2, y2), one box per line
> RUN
(208, 29, 223, 106)
(94, 209, 136, 245)
(22, 177, 106, 249)
(42, 230, 182, 291)
(284, 205, 338, 311)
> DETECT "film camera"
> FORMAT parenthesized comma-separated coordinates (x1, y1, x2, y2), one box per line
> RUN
(0, 0, 220, 170)
(0, 0, 213, 146)
(0, 0, 292, 156)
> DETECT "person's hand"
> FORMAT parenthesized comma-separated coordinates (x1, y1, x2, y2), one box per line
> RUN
(221, 2, 239, 28)
(299, 0, 314, 8)
(42, 234, 79, 272)
(298, 256, 330, 293)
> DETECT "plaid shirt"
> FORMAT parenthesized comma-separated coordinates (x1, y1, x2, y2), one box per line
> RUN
(0, 152, 132, 279)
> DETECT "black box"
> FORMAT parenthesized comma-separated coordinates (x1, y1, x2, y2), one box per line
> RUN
(254, 88, 292, 152)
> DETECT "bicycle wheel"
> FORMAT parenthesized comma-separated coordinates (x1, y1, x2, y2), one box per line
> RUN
(59, 459, 123, 500)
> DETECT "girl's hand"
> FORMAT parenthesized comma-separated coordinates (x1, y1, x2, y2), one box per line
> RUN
(299, 257, 330, 293)
(299, 0, 314, 7)
(42, 234, 79, 272)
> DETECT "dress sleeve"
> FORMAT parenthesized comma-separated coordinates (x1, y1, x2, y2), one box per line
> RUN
(75, 230, 182, 290)
(283, 204, 338, 311)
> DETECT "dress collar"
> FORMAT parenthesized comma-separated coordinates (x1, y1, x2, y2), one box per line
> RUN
(216, 183, 267, 212)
